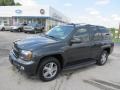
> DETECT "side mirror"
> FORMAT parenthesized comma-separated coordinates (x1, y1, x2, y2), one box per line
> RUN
(71, 39, 82, 43)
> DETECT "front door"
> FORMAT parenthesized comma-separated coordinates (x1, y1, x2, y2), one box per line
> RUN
(66, 27, 92, 64)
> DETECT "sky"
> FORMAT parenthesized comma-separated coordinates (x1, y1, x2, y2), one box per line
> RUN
(15, 0, 120, 28)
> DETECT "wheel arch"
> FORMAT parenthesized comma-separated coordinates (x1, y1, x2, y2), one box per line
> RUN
(1, 27, 5, 30)
(103, 47, 111, 55)
(36, 54, 64, 74)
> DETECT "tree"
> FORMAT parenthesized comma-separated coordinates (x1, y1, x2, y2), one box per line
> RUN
(0, 0, 5, 6)
(15, 2, 21, 6)
(109, 28, 116, 38)
(0, 0, 21, 6)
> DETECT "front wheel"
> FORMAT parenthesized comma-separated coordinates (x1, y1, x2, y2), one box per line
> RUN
(18, 28, 22, 32)
(24, 31, 27, 33)
(96, 51, 108, 65)
(38, 57, 61, 82)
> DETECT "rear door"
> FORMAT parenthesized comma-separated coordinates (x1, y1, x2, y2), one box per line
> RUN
(89, 26, 103, 59)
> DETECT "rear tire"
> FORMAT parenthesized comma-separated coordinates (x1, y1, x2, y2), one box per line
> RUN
(34, 30, 37, 34)
(1, 28, 5, 31)
(38, 57, 61, 82)
(96, 51, 108, 65)
(18, 28, 21, 32)
(24, 31, 27, 33)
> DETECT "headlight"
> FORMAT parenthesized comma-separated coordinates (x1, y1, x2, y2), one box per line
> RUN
(20, 50, 32, 61)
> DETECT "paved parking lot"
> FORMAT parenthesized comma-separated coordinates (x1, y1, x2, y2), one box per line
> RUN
(0, 31, 120, 90)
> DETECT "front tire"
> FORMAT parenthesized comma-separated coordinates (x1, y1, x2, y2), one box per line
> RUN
(24, 31, 27, 33)
(97, 51, 108, 65)
(38, 57, 61, 82)
(18, 28, 21, 32)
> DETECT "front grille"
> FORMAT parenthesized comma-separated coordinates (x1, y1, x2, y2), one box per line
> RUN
(13, 49, 19, 58)
(12, 44, 19, 58)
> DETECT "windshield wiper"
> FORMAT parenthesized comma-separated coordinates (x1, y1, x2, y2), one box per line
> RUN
(48, 35, 56, 39)
(43, 33, 61, 40)
(44, 34, 56, 39)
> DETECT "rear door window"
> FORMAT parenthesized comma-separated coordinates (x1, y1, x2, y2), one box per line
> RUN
(90, 26, 102, 41)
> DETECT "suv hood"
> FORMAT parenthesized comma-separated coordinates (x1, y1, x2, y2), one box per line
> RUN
(15, 35, 58, 51)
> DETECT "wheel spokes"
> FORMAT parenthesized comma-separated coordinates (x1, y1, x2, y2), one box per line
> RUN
(43, 62, 58, 79)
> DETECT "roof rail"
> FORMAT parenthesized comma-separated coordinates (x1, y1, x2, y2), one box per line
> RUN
(67, 23, 90, 28)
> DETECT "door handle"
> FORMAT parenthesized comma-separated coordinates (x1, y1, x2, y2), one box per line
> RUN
(105, 33, 109, 35)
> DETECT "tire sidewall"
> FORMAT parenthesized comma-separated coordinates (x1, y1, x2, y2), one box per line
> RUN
(2, 28, 5, 31)
(18, 28, 21, 32)
(24, 31, 27, 33)
(38, 57, 61, 81)
(97, 51, 108, 65)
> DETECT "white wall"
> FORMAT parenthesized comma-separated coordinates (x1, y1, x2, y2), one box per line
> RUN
(0, 6, 69, 23)
(49, 7, 69, 23)
(0, 6, 49, 17)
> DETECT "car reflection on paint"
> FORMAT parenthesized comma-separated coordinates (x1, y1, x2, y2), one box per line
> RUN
(10, 23, 27, 32)
(23, 23, 45, 34)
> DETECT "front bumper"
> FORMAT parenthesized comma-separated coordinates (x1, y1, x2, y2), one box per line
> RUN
(9, 50, 38, 75)
(24, 29, 34, 32)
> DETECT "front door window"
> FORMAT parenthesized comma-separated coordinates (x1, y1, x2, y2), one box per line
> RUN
(72, 28, 90, 42)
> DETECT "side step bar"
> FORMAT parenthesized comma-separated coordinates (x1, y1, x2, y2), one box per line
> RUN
(63, 60, 96, 71)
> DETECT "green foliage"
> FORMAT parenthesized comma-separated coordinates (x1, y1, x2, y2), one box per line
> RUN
(0, 0, 21, 6)
(109, 28, 120, 42)
(0, 0, 5, 6)
(112, 38, 120, 43)
(15, 2, 21, 6)
(109, 28, 116, 38)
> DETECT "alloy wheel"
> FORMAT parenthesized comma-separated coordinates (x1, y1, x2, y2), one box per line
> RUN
(43, 62, 58, 79)
(101, 52, 107, 64)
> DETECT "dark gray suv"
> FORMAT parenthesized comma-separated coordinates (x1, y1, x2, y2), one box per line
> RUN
(9, 24, 114, 81)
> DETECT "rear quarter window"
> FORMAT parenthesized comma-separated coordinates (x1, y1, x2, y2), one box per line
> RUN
(90, 26, 102, 41)
(98, 27, 111, 40)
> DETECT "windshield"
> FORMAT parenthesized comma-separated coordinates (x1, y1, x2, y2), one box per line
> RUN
(45, 26, 74, 40)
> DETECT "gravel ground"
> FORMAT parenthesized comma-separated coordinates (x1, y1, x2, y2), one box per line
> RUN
(0, 31, 120, 90)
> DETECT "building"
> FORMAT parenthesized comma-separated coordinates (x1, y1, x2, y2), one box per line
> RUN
(0, 6, 69, 30)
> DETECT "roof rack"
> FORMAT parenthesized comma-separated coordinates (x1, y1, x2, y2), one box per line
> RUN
(67, 23, 106, 29)
(67, 23, 90, 28)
